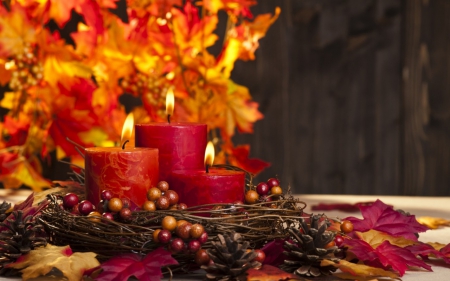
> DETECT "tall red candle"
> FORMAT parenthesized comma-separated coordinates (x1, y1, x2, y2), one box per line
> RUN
(135, 123, 207, 183)
(85, 147, 159, 208)
(170, 169, 245, 207)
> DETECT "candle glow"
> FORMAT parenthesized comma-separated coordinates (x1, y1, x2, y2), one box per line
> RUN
(121, 113, 134, 144)
(204, 141, 215, 172)
(166, 89, 174, 116)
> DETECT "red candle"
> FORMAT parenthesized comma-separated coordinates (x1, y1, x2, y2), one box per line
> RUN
(170, 169, 245, 207)
(135, 123, 207, 183)
(85, 113, 159, 209)
(169, 141, 245, 207)
(85, 147, 159, 208)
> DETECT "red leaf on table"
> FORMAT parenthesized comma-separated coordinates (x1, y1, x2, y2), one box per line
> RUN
(344, 239, 431, 276)
(311, 202, 379, 212)
(95, 247, 178, 281)
(344, 199, 428, 240)
(246, 264, 300, 281)
(406, 243, 450, 263)
(261, 239, 289, 267)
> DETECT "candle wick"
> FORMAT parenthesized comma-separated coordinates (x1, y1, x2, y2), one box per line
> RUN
(205, 164, 209, 173)
(122, 140, 130, 150)
(167, 114, 171, 124)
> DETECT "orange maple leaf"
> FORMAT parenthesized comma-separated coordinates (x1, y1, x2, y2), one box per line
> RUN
(201, 0, 256, 18)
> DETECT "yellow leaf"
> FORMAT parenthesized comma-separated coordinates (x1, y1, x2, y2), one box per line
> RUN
(8, 244, 100, 281)
(0, 92, 16, 109)
(79, 127, 110, 147)
(356, 229, 418, 248)
(43, 56, 92, 86)
(0, 155, 50, 191)
(417, 216, 450, 229)
(321, 259, 399, 279)
(0, 4, 36, 57)
(427, 242, 447, 251)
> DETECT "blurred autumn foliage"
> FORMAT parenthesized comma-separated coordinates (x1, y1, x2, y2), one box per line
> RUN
(0, 0, 278, 191)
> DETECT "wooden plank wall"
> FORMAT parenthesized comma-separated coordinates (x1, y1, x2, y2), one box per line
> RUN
(233, 0, 450, 196)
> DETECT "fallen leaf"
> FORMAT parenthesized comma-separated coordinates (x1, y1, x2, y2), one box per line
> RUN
(311, 202, 379, 212)
(416, 216, 450, 229)
(321, 259, 398, 279)
(356, 229, 418, 248)
(95, 247, 178, 281)
(246, 264, 302, 281)
(343, 239, 431, 276)
(7, 244, 100, 281)
(261, 239, 289, 267)
(344, 199, 428, 240)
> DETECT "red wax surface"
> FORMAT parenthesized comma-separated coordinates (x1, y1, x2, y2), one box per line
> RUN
(135, 123, 207, 184)
(85, 147, 159, 208)
(170, 169, 245, 207)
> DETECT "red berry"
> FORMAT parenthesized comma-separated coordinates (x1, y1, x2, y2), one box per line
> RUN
(253, 249, 266, 263)
(101, 190, 113, 201)
(195, 249, 210, 265)
(157, 181, 170, 192)
(176, 223, 192, 240)
(267, 178, 280, 188)
(120, 208, 132, 220)
(102, 212, 114, 221)
(63, 193, 79, 209)
(177, 203, 188, 210)
(78, 200, 94, 215)
(170, 238, 185, 253)
(198, 232, 208, 244)
(188, 240, 201, 253)
(165, 190, 179, 205)
(334, 235, 344, 247)
(256, 182, 269, 195)
(158, 230, 172, 244)
(156, 196, 170, 210)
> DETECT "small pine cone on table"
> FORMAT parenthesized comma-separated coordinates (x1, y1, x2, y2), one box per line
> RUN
(281, 214, 341, 277)
(202, 232, 260, 281)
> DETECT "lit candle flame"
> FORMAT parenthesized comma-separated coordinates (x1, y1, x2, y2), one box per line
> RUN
(166, 88, 174, 117)
(204, 141, 215, 172)
(121, 112, 134, 145)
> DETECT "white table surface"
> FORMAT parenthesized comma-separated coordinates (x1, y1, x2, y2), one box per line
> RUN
(0, 190, 449, 280)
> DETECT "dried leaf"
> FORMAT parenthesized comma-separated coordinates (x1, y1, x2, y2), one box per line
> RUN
(245, 264, 302, 281)
(7, 244, 100, 281)
(95, 247, 178, 281)
(311, 202, 378, 212)
(356, 229, 418, 248)
(321, 259, 399, 279)
(344, 199, 428, 240)
(416, 216, 450, 229)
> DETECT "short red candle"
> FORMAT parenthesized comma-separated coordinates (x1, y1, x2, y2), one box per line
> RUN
(135, 123, 207, 183)
(85, 147, 159, 208)
(170, 169, 245, 207)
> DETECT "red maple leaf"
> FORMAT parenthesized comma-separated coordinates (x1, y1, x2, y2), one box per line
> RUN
(344, 199, 428, 240)
(228, 144, 270, 175)
(406, 243, 450, 263)
(95, 247, 178, 281)
(344, 239, 431, 276)
(260, 239, 289, 267)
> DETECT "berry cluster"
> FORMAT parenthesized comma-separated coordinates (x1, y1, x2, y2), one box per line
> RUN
(332, 220, 354, 250)
(153, 216, 208, 255)
(143, 181, 186, 211)
(245, 177, 283, 205)
(7, 43, 44, 91)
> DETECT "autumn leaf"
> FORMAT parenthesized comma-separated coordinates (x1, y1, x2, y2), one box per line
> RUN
(416, 216, 450, 229)
(201, 0, 256, 18)
(223, 143, 270, 175)
(95, 247, 178, 281)
(0, 3, 36, 57)
(260, 239, 289, 267)
(356, 229, 418, 248)
(321, 259, 399, 280)
(7, 244, 100, 281)
(405, 243, 450, 263)
(343, 239, 431, 276)
(344, 199, 428, 240)
(245, 264, 301, 281)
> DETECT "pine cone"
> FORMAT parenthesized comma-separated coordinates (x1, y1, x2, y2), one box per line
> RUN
(202, 232, 260, 281)
(281, 214, 341, 277)
(0, 202, 11, 222)
(0, 211, 47, 273)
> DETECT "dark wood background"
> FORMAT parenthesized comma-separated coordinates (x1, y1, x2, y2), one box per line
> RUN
(232, 0, 450, 196)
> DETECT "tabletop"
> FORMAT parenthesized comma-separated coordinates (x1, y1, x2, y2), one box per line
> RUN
(0, 190, 449, 280)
